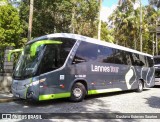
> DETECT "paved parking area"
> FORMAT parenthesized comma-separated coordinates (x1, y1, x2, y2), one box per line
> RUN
(0, 86, 160, 121)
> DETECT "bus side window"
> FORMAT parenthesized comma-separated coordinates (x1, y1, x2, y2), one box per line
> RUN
(145, 56, 149, 67)
(122, 51, 132, 65)
(98, 46, 132, 65)
(40, 45, 58, 74)
(100, 46, 115, 63)
(72, 42, 98, 64)
(138, 55, 145, 66)
(147, 57, 154, 67)
(113, 49, 124, 64)
(97, 45, 114, 63)
(59, 38, 75, 66)
(131, 53, 140, 66)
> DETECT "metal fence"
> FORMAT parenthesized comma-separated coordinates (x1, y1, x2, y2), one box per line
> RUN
(0, 47, 13, 92)
(0, 48, 5, 73)
(0, 47, 13, 73)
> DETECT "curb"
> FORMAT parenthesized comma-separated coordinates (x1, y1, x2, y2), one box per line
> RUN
(0, 97, 18, 103)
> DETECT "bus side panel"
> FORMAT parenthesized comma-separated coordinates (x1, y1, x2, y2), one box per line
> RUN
(38, 69, 72, 100)
(67, 62, 114, 92)
(144, 67, 155, 88)
(68, 62, 154, 93)
(112, 65, 138, 90)
(68, 62, 139, 92)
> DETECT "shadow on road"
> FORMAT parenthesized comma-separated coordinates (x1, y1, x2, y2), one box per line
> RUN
(1, 90, 143, 121)
(145, 96, 160, 109)
(153, 85, 160, 88)
(15, 97, 70, 107)
(85, 89, 150, 100)
(15, 88, 151, 107)
(142, 89, 150, 91)
(14, 98, 133, 122)
(15, 90, 136, 106)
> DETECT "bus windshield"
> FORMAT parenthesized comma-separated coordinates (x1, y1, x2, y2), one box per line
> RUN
(13, 44, 44, 79)
(13, 38, 76, 79)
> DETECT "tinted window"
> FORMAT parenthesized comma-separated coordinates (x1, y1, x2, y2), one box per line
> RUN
(40, 38, 76, 74)
(113, 49, 124, 64)
(123, 52, 132, 65)
(130, 53, 141, 66)
(98, 46, 132, 65)
(40, 45, 58, 74)
(130, 53, 152, 67)
(72, 41, 151, 67)
(58, 38, 75, 66)
(138, 55, 146, 66)
(154, 57, 160, 65)
(97, 45, 114, 63)
(73, 43, 134, 65)
(72, 41, 98, 64)
(147, 57, 154, 67)
(145, 56, 149, 67)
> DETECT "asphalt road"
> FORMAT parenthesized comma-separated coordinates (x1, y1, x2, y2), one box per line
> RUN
(0, 86, 160, 121)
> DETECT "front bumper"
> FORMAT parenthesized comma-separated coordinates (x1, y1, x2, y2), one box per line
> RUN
(12, 86, 27, 99)
(11, 78, 39, 100)
(12, 85, 39, 100)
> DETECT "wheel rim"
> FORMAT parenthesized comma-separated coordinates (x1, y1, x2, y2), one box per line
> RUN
(73, 88, 82, 98)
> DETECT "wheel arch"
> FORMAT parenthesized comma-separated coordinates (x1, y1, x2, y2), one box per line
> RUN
(139, 78, 145, 88)
(70, 79, 88, 94)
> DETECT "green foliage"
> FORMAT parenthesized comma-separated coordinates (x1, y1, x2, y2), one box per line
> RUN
(148, 0, 159, 7)
(109, 0, 160, 54)
(0, 4, 24, 48)
(109, 0, 139, 49)
(100, 21, 114, 43)
(0, 48, 5, 73)
(1, 0, 160, 56)
(19, 0, 99, 38)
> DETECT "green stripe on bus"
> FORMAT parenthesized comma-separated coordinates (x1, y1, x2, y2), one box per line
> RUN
(88, 88, 123, 95)
(39, 92, 71, 101)
(25, 78, 33, 98)
(8, 48, 23, 61)
(30, 40, 62, 56)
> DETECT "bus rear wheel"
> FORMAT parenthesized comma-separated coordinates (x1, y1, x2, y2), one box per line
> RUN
(70, 82, 86, 102)
(136, 80, 143, 92)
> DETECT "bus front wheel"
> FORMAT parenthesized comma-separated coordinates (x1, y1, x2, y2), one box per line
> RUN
(136, 80, 143, 92)
(70, 82, 86, 102)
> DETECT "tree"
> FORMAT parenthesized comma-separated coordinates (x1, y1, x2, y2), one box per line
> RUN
(148, 0, 159, 7)
(109, 0, 139, 49)
(0, 3, 24, 48)
(142, 5, 160, 54)
(108, 0, 160, 54)
(99, 21, 114, 43)
(19, 0, 99, 39)
(71, 0, 99, 37)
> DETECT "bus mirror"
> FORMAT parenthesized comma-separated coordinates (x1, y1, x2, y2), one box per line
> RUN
(8, 49, 23, 61)
(30, 40, 62, 57)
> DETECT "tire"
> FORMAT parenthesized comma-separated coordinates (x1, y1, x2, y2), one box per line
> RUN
(136, 80, 143, 92)
(70, 82, 86, 102)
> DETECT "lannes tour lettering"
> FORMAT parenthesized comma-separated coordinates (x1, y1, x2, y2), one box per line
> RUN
(91, 64, 119, 73)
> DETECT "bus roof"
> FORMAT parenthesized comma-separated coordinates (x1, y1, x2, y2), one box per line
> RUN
(27, 33, 152, 57)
